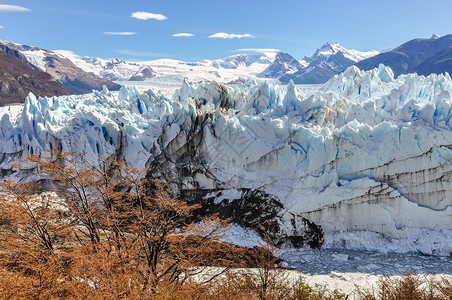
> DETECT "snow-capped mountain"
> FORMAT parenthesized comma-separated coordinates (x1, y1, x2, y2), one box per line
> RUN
(259, 42, 380, 84)
(258, 52, 305, 79)
(0, 39, 381, 86)
(5, 34, 452, 90)
(201, 52, 275, 69)
(53, 52, 146, 81)
(61, 43, 377, 85)
(51, 50, 278, 84)
(302, 42, 379, 64)
(1, 64, 451, 255)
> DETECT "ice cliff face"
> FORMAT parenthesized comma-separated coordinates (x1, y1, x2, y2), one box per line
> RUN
(1, 64, 451, 255)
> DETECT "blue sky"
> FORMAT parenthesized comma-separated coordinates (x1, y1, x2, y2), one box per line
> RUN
(0, 0, 451, 61)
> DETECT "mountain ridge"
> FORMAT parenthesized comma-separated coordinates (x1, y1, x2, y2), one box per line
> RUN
(0, 40, 120, 94)
(259, 42, 380, 84)
(3, 34, 452, 89)
(356, 34, 452, 77)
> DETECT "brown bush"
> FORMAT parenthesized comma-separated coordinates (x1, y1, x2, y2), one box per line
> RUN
(358, 273, 452, 300)
(0, 152, 241, 298)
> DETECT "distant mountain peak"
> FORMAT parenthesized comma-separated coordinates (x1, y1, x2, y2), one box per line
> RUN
(305, 42, 344, 63)
(312, 42, 337, 57)
(303, 42, 378, 65)
(259, 42, 379, 84)
(258, 52, 303, 79)
(320, 42, 340, 50)
(431, 34, 441, 39)
(321, 42, 333, 48)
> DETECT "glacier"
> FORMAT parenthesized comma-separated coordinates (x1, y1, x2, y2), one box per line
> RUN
(0, 64, 451, 255)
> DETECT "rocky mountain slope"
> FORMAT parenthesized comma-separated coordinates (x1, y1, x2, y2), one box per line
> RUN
(41, 52, 120, 94)
(0, 43, 38, 68)
(413, 45, 452, 76)
(1, 64, 451, 255)
(356, 34, 452, 77)
(0, 40, 120, 94)
(0, 45, 70, 105)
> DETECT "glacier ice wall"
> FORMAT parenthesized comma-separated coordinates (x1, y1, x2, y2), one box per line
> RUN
(1, 65, 451, 255)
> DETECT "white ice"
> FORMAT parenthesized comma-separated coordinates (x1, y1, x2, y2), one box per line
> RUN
(1, 65, 451, 255)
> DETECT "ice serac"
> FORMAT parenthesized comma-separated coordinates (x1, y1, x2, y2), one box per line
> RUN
(1, 65, 452, 255)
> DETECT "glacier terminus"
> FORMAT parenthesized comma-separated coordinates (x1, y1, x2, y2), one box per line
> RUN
(0, 64, 451, 256)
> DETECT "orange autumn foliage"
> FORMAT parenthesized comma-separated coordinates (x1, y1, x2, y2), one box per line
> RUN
(0, 152, 239, 298)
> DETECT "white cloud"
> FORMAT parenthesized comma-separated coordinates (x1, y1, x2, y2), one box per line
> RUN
(0, 5, 31, 12)
(209, 32, 254, 39)
(0, 25, 3, 29)
(172, 33, 194, 37)
(235, 48, 280, 53)
(131, 11, 167, 21)
(104, 32, 136, 36)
